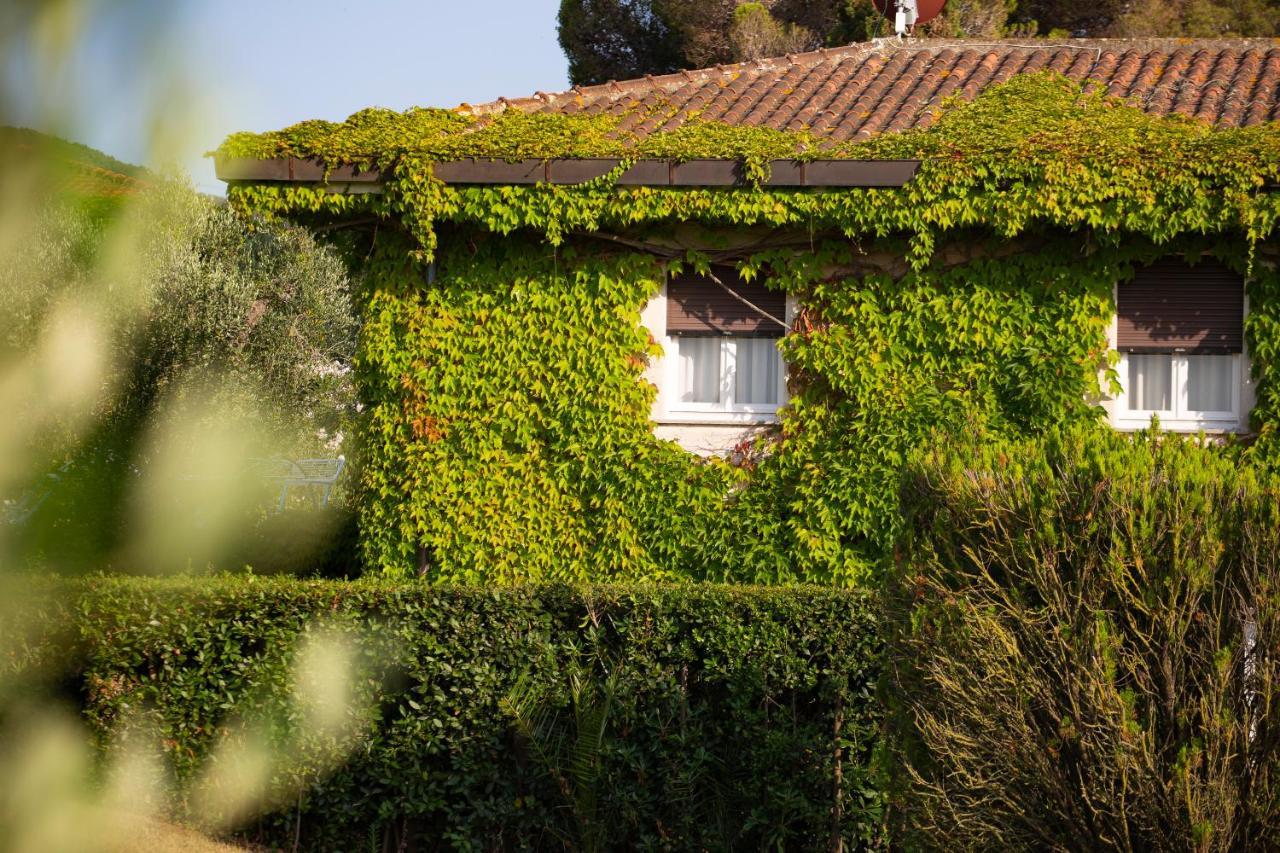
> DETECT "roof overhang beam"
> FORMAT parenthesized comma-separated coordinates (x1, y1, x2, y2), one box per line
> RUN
(214, 156, 920, 191)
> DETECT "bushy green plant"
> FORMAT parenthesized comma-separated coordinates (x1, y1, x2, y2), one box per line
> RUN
(1, 183, 358, 446)
(1, 181, 360, 572)
(23, 578, 883, 850)
(886, 424, 1280, 851)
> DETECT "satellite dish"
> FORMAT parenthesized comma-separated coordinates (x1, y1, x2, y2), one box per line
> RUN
(872, 0, 947, 33)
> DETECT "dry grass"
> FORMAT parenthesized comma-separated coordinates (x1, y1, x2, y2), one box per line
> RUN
(110, 816, 252, 853)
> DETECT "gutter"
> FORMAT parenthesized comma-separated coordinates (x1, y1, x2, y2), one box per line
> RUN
(214, 156, 920, 191)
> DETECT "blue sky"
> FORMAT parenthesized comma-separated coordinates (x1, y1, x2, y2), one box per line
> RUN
(3, 0, 571, 194)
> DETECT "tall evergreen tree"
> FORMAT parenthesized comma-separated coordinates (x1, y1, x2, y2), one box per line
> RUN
(557, 0, 684, 86)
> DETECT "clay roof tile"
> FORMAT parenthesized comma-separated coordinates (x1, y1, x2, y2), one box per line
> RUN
(461, 39, 1280, 138)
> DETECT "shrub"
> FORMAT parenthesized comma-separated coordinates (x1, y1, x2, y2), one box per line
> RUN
(887, 425, 1280, 851)
(30, 578, 882, 850)
(2, 181, 359, 573)
(231, 506, 363, 578)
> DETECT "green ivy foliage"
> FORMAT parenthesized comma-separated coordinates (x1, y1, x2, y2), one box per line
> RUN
(222, 74, 1280, 262)
(220, 73, 1280, 583)
(355, 227, 1268, 583)
(358, 230, 744, 581)
(1241, 252, 1280, 451)
(26, 577, 883, 850)
(744, 237, 1117, 582)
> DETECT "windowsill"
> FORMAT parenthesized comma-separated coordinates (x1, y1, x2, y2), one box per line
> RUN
(658, 412, 779, 426)
(1111, 417, 1245, 434)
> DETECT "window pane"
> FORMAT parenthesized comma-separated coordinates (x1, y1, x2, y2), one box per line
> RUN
(735, 338, 781, 405)
(1127, 354, 1172, 411)
(678, 336, 721, 403)
(1187, 354, 1233, 412)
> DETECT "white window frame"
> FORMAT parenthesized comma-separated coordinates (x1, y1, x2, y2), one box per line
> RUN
(644, 282, 794, 427)
(665, 335, 787, 421)
(1108, 278, 1253, 434)
(1112, 351, 1243, 432)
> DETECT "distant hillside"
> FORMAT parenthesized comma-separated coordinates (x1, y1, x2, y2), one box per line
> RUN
(1, 126, 147, 199)
(1, 126, 145, 176)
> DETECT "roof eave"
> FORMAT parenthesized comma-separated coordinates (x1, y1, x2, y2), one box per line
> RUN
(214, 156, 921, 190)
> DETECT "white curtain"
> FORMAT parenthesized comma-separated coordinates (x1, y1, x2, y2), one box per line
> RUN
(679, 336, 721, 403)
(1187, 354, 1233, 412)
(735, 338, 781, 405)
(1128, 354, 1172, 411)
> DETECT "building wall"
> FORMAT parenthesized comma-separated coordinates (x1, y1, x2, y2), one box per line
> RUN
(642, 254, 1263, 450)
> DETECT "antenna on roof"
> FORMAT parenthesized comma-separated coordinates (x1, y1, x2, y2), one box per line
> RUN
(872, 0, 946, 36)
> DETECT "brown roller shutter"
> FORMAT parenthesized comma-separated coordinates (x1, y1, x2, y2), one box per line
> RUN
(1116, 258, 1243, 354)
(666, 267, 786, 336)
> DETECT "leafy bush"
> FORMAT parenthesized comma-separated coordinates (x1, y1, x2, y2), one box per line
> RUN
(886, 425, 1280, 850)
(231, 506, 363, 578)
(1, 182, 358, 455)
(31, 578, 882, 850)
(1, 182, 359, 572)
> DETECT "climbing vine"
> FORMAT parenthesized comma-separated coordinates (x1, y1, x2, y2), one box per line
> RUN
(220, 74, 1280, 582)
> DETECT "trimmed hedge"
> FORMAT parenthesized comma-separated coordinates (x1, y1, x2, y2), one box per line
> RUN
(29, 579, 882, 850)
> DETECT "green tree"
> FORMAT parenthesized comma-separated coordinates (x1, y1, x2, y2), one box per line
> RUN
(728, 3, 814, 62)
(556, 0, 685, 86)
(1012, 0, 1125, 34)
(1, 177, 359, 570)
(559, 0, 847, 84)
(1018, 0, 1279, 35)
(559, 0, 1022, 83)
(922, 0, 1020, 37)
(1111, 0, 1280, 36)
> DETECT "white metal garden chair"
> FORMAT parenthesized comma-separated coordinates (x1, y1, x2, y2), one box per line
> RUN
(250, 456, 346, 512)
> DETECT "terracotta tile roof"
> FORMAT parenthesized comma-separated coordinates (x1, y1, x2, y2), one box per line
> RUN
(463, 38, 1280, 140)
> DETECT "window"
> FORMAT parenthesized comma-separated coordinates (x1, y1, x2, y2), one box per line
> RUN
(674, 335, 783, 411)
(1119, 352, 1240, 423)
(1113, 258, 1247, 431)
(662, 267, 787, 421)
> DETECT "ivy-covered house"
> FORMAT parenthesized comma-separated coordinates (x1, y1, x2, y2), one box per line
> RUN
(217, 38, 1280, 584)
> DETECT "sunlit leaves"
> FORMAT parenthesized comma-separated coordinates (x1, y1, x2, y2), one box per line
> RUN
(222, 71, 1280, 586)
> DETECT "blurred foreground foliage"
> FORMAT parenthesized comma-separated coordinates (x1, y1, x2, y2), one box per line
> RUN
(0, 173, 359, 573)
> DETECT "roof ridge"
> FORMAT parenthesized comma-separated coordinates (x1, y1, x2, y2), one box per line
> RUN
(460, 37, 1280, 117)
(452, 37, 1279, 135)
(462, 41, 882, 116)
